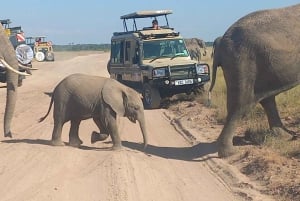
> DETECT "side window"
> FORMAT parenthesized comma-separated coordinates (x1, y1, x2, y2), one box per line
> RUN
(132, 41, 139, 64)
(111, 40, 124, 64)
(125, 41, 131, 62)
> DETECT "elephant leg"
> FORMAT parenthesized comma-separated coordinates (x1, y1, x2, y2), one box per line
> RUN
(260, 96, 294, 137)
(91, 117, 110, 144)
(217, 112, 240, 158)
(105, 108, 122, 150)
(69, 119, 83, 147)
(51, 118, 65, 146)
(218, 87, 255, 157)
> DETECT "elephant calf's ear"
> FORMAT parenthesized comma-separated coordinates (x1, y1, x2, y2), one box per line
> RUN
(102, 79, 126, 116)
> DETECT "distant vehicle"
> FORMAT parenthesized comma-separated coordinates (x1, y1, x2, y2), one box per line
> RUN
(107, 10, 210, 109)
(1, 19, 27, 48)
(0, 19, 34, 86)
(26, 36, 55, 62)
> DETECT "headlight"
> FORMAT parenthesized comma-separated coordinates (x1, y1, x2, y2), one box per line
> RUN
(196, 64, 209, 74)
(153, 68, 166, 77)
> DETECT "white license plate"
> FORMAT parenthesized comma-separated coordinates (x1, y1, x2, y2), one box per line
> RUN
(174, 79, 193, 85)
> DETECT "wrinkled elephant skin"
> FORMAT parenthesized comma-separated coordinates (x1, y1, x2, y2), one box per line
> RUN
(209, 4, 300, 157)
(39, 73, 148, 150)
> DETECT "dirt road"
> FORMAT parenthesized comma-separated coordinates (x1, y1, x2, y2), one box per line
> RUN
(0, 52, 272, 201)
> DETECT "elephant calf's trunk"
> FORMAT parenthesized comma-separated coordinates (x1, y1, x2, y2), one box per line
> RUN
(138, 118, 148, 150)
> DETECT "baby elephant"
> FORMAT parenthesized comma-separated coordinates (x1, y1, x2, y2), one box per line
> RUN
(39, 73, 148, 150)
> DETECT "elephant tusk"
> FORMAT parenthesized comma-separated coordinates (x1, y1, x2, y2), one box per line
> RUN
(0, 59, 31, 76)
(18, 63, 39, 70)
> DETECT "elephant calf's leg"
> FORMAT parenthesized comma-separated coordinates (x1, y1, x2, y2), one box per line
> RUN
(91, 131, 110, 144)
(68, 119, 83, 147)
(51, 121, 65, 146)
(105, 111, 122, 150)
(91, 117, 110, 144)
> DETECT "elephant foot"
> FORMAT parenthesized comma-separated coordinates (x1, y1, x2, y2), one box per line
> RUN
(91, 131, 109, 144)
(4, 131, 12, 138)
(271, 127, 296, 139)
(51, 139, 65, 146)
(69, 138, 83, 147)
(112, 144, 123, 151)
(218, 146, 236, 158)
(217, 139, 235, 158)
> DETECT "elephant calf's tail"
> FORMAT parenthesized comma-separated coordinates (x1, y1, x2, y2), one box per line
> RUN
(38, 96, 54, 123)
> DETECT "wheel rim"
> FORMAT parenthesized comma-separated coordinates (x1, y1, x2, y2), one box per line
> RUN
(35, 52, 45, 61)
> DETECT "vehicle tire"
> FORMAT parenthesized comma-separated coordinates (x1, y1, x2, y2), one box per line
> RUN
(142, 83, 161, 109)
(107, 59, 111, 74)
(35, 52, 45, 62)
(46, 52, 55, 61)
(193, 85, 205, 95)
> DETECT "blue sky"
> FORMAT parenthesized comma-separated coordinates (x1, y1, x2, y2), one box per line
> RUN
(2, 0, 299, 45)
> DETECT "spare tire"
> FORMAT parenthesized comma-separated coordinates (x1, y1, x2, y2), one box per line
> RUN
(15, 44, 34, 64)
(142, 83, 161, 109)
(35, 52, 45, 62)
(45, 52, 54, 61)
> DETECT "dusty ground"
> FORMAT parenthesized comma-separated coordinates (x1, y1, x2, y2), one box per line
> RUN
(0, 51, 277, 201)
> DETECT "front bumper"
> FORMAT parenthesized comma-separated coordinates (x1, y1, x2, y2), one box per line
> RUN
(150, 74, 210, 97)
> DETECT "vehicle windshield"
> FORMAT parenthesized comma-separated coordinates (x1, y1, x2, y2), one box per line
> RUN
(143, 39, 189, 60)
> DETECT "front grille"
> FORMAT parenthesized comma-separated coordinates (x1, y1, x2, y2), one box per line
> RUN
(168, 64, 196, 80)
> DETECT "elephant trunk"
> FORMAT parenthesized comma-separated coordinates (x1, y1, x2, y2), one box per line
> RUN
(3, 56, 19, 137)
(137, 114, 148, 149)
(4, 80, 18, 137)
(0, 26, 20, 137)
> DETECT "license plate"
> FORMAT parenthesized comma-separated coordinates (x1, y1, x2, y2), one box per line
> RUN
(174, 79, 193, 85)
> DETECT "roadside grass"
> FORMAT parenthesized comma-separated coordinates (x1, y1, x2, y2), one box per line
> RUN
(204, 47, 300, 158)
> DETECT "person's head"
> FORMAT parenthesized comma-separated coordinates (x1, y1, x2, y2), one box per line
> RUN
(152, 19, 159, 29)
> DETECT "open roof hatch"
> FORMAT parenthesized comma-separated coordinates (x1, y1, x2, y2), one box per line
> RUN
(120, 10, 173, 32)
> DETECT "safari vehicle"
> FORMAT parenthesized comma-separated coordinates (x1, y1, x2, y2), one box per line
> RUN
(107, 10, 210, 109)
(1, 19, 27, 48)
(26, 36, 55, 62)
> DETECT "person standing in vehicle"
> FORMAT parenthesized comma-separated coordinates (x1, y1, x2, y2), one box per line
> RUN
(152, 19, 160, 30)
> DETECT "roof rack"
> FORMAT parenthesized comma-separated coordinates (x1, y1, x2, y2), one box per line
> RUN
(120, 10, 172, 19)
(120, 10, 173, 32)
(0, 19, 12, 29)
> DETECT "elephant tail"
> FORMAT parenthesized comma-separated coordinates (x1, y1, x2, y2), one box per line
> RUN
(38, 95, 54, 123)
(207, 66, 217, 107)
(208, 37, 222, 106)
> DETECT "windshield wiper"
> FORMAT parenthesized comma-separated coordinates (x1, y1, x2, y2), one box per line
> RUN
(170, 54, 184, 60)
(149, 55, 167, 63)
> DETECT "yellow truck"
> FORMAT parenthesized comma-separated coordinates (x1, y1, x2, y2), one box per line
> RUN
(26, 36, 55, 62)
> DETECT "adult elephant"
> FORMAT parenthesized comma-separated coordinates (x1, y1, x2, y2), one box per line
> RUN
(208, 4, 300, 158)
(0, 24, 30, 138)
(184, 38, 207, 62)
(39, 73, 148, 150)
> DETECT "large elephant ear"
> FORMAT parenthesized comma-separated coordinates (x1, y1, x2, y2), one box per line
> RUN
(102, 79, 126, 116)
